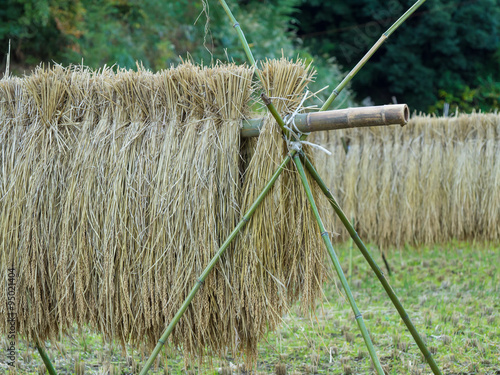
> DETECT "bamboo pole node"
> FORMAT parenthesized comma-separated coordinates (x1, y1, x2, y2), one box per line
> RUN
(233, 22, 239, 28)
(320, 231, 329, 237)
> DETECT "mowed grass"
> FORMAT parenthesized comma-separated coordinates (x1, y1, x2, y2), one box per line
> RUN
(2, 242, 499, 374)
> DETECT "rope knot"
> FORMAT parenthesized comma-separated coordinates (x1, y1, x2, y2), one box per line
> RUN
(283, 91, 332, 156)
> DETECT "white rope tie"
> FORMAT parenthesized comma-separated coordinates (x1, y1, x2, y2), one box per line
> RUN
(283, 91, 332, 155)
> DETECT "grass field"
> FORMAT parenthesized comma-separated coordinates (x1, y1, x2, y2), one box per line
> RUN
(2, 242, 499, 374)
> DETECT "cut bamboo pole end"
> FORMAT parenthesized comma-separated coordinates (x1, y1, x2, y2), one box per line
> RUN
(241, 104, 409, 137)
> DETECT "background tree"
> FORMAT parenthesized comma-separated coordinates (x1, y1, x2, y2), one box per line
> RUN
(294, 0, 500, 112)
(1, 0, 302, 69)
(0, 0, 352, 106)
(3, 1, 499, 113)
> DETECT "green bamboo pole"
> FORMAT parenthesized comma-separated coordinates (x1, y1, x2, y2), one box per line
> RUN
(321, 0, 427, 112)
(221, 1, 438, 373)
(36, 342, 58, 375)
(138, 154, 295, 375)
(261, 95, 383, 367)
(217, 0, 294, 138)
(261, 93, 290, 138)
(217, 0, 265, 87)
(348, 217, 354, 282)
(291, 154, 384, 375)
(140, 2, 431, 375)
(301, 154, 443, 375)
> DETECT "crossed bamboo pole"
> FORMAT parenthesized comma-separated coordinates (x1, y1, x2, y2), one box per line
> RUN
(23, 1, 441, 374)
(231, 0, 439, 372)
(259, 98, 385, 374)
(300, 154, 442, 374)
(291, 153, 383, 371)
(138, 0, 442, 374)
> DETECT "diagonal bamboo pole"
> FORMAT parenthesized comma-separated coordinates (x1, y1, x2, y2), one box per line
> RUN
(36, 341, 58, 375)
(321, 0, 428, 112)
(291, 153, 385, 375)
(219, 0, 384, 364)
(216, 0, 441, 373)
(260, 100, 384, 369)
(301, 154, 443, 375)
(293, 3, 441, 370)
(138, 154, 294, 375)
(217, 0, 264, 84)
(220, 0, 442, 372)
(217, 0, 293, 139)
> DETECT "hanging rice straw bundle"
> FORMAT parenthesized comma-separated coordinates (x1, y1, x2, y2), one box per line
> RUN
(481, 115, 500, 240)
(0, 59, 329, 363)
(312, 112, 500, 248)
(231, 57, 328, 359)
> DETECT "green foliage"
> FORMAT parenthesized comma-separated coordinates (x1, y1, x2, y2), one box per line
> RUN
(2, 1, 498, 113)
(295, 0, 500, 112)
(0, 0, 69, 64)
(1, 0, 353, 107)
(429, 76, 500, 114)
(1, 0, 197, 70)
(1, 0, 302, 70)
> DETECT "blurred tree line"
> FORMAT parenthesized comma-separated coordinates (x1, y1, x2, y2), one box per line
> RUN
(296, 0, 500, 112)
(1, 0, 499, 113)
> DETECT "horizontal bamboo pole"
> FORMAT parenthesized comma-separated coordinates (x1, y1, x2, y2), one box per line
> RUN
(241, 104, 409, 137)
